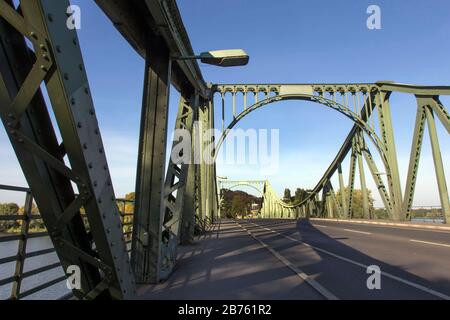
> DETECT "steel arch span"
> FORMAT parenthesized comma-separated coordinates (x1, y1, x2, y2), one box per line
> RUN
(211, 82, 450, 223)
(217, 179, 304, 219)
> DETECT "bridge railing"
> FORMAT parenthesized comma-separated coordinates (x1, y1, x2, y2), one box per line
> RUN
(0, 184, 71, 300)
(0, 185, 136, 300)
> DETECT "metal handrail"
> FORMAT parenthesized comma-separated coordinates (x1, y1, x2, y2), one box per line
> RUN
(0, 184, 135, 300)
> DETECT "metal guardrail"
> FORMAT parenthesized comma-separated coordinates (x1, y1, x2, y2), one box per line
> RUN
(0, 185, 135, 300)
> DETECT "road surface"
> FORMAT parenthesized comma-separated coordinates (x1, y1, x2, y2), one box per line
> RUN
(139, 219, 450, 300)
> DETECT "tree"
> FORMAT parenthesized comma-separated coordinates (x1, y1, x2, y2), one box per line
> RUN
(220, 189, 262, 219)
(335, 188, 375, 218)
(294, 188, 310, 204)
(0, 203, 20, 233)
(283, 188, 292, 203)
(0, 203, 19, 215)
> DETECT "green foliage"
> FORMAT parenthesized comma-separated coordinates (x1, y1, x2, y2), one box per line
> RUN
(283, 188, 292, 203)
(0, 203, 19, 215)
(294, 188, 311, 204)
(335, 188, 375, 218)
(220, 189, 261, 219)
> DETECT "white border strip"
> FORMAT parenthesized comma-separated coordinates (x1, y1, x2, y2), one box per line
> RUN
(311, 218, 450, 231)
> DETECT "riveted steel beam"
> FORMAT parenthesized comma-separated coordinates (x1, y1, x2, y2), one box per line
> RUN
(375, 91, 404, 221)
(131, 34, 171, 284)
(402, 102, 427, 218)
(0, 0, 134, 299)
(424, 106, 450, 223)
(355, 131, 370, 219)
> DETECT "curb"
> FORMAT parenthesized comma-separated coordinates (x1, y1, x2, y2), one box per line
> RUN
(310, 218, 450, 231)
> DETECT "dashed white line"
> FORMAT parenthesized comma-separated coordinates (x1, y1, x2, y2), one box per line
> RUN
(342, 228, 372, 235)
(236, 222, 339, 300)
(410, 239, 450, 248)
(314, 223, 371, 235)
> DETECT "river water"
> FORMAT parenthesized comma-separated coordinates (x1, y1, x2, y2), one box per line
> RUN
(0, 236, 70, 300)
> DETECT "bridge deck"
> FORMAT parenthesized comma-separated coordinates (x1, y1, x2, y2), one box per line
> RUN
(138, 219, 450, 300)
(138, 220, 323, 300)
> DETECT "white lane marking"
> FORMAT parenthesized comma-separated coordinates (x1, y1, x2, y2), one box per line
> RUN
(313, 223, 371, 235)
(236, 222, 338, 300)
(342, 228, 372, 235)
(410, 239, 450, 248)
(248, 221, 450, 300)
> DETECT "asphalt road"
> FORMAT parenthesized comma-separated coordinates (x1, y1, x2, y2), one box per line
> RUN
(140, 219, 450, 300)
(240, 218, 450, 300)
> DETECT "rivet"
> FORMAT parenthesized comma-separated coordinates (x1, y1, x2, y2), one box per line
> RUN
(56, 45, 61, 53)
(47, 14, 54, 22)
(77, 122, 82, 128)
(83, 143, 88, 149)
(64, 73, 69, 80)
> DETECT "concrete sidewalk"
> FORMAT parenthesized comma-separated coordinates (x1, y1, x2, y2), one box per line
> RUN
(138, 219, 323, 300)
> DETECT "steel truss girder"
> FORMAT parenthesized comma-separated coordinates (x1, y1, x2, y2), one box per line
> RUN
(424, 103, 450, 223)
(402, 96, 449, 222)
(159, 94, 195, 272)
(0, 0, 134, 299)
(212, 82, 450, 223)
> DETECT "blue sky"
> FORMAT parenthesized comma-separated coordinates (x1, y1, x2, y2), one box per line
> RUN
(1, 0, 449, 207)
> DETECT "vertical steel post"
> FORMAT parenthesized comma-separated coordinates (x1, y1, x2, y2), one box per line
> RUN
(338, 164, 347, 216)
(356, 132, 370, 219)
(376, 91, 404, 220)
(402, 102, 427, 219)
(131, 35, 171, 284)
(424, 106, 450, 223)
(180, 93, 199, 244)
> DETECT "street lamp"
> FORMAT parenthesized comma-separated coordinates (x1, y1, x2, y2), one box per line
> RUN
(172, 49, 249, 67)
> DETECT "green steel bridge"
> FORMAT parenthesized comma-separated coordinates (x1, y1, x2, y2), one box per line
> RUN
(0, 0, 449, 300)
